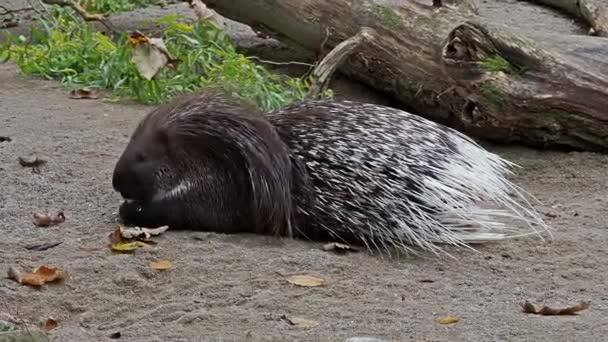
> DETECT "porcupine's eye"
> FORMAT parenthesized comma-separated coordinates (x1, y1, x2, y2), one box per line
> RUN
(134, 151, 146, 163)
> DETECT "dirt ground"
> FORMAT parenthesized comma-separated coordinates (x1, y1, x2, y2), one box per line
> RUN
(1, 1, 607, 341)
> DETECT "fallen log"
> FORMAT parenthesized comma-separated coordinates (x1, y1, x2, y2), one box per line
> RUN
(202, 0, 608, 152)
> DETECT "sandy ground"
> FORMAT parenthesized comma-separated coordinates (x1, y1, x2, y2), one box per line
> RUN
(1, 1, 607, 341)
(1, 59, 608, 342)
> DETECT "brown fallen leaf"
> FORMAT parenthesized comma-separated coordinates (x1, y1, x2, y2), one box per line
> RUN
(280, 315, 319, 329)
(286, 275, 326, 287)
(69, 87, 99, 99)
(42, 317, 58, 333)
(437, 316, 460, 324)
(150, 260, 173, 271)
(521, 300, 591, 316)
(18, 155, 47, 173)
(8, 265, 68, 287)
(32, 212, 66, 227)
(322, 242, 359, 254)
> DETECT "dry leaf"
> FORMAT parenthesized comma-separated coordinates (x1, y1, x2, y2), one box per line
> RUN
(128, 31, 179, 80)
(322, 242, 359, 254)
(8, 265, 68, 287)
(42, 317, 58, 333)
(18, 155, 47, 173)
(150, 260, 172, 270)
(119, 225, 169, 241)
(437, 316, 460, 324)
(111, 241, 150, 253)
(286, 275, 326, 287)
(32, 212, 65, 227)
(281, 315, 319, 328)
(108, 225, 166, 252)
(521, 300, 591, 316)
(69, 87, 99, 99)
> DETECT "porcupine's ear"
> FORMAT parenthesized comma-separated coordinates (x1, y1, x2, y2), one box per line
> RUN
(174, 109, 295, 237)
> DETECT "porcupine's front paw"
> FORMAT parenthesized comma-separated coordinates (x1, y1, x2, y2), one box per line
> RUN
(118, 200, 169, 228)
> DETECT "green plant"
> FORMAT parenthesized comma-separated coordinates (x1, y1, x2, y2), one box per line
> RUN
(1, 8, 328, 111)
(480, 54, 527, 75)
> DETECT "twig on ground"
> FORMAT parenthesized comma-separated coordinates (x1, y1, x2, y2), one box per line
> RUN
(246, 56, 315, 68)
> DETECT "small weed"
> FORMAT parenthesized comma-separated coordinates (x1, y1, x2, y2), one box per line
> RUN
(0, 8, 328, 111)
(480, 55, 527, 75)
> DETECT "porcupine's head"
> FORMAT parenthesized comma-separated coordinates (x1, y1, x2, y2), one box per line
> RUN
(112, 91, 294, 236)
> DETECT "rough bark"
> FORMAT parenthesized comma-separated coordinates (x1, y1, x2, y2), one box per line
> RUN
(527, 0, 608, 36)
(203, 0, 608, 151)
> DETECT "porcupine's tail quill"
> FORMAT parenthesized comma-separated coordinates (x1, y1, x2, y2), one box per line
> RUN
(423, 130, 552, 248)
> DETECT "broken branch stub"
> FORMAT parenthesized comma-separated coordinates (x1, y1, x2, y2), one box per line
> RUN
(306, 27, 376, 99)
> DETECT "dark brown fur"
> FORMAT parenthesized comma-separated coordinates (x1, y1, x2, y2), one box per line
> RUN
(113, 92, 297, 237)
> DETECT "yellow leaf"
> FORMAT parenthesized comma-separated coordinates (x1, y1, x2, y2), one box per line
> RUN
(438, 316, 460, 324)
(111, 241, 149, 252)
(150, 260, 172, 270)
(286, 275, 326, 287)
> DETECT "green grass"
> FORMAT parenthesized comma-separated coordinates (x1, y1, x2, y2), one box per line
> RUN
(480, 54, 527, 75)
(0, 7, 328, 111)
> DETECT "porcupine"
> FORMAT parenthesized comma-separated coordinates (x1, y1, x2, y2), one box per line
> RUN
(112, 91, 549, 256)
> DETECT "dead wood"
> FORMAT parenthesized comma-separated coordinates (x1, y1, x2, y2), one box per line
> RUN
(202, 0, 608, 152)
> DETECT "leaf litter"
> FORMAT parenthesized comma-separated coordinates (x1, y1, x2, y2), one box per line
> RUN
(18, 155, 47, 173)
(280, 315, 319, 329)
(8, 265, 68, 287)
(32, 212, 65, 227)
(286, 275, 326, 287)
(108, 225, 168, 252)
(521, 300, 590, 316)
(42, 317, 58, 333)
(437, 316, 460, 324)
(150, 260, 173, 271)
(69, 87, 99, 99)
(322, 242, 359, 254)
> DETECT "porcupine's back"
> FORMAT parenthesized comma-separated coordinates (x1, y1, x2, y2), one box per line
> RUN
(267, 100, 549, 255)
